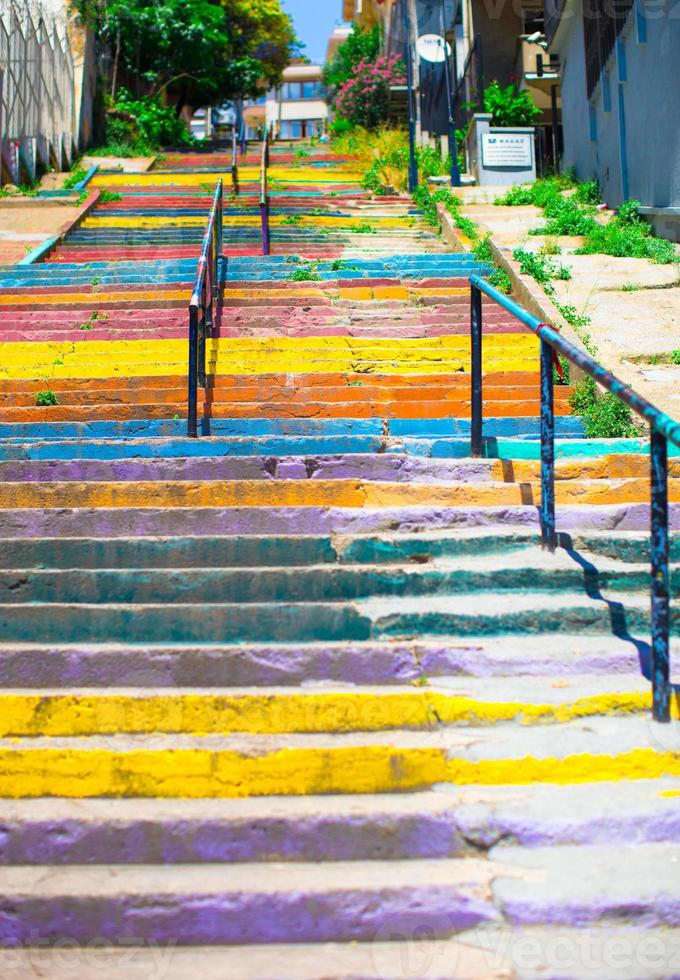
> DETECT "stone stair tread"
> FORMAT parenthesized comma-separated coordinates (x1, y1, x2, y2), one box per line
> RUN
(0, 713, 671, 754)
(0, 776, 676, 825)
(0, 674, 652, 701)
(490, 843, 680, 925)
(0, 856, 500, 894)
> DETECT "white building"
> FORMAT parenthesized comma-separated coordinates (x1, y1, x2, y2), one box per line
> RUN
(266, 64, 328, 140)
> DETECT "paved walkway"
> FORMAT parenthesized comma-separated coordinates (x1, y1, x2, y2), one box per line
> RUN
(0, 144, 678, 977)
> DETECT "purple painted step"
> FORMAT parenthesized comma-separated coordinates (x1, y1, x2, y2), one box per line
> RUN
(2, 503, 678, 538)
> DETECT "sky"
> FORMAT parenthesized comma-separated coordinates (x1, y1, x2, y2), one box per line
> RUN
(282, 0, 347, 64)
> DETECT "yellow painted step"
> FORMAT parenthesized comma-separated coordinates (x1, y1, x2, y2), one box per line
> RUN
(0, 335, 539, 380)
(0, 690, 673, 738)
(82, 214, 415, 229)
(90, 168, 360, 188)
(0, 744, 676, 798)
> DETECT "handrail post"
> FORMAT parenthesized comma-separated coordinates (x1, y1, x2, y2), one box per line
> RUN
(651, 427, 670, 723)
(470, 282, 483, 456)
(539, 336, 556, 550)
(231, 130, 240, 196)
(188, 304, 199, 438)
(261, 132, 271, 256)
(217, 177, 224, 282)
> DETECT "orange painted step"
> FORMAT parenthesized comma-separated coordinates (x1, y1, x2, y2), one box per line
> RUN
(0, 370, 552, 395)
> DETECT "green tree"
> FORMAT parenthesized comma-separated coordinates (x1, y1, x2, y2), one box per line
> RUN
(75, 0, 297, 117)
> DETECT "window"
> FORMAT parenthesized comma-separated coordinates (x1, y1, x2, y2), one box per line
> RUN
(583, 0, 634, 97)
(302, 81, 324, 99)
(281, 81, 325, 100)
(279, 121, 303, 139)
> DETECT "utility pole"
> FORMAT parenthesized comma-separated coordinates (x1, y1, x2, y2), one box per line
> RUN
(402, 0, 418, 192)
(440, 0, 461, 186)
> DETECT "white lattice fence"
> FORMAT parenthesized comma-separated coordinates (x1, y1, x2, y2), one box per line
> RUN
(0, 0, 76, 181)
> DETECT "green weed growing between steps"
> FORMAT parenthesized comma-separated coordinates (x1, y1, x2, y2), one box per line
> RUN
(496, 178, 677, 263)
(511, 246, 638, 437)
(36, 390, 58, 406)
(287, 262, 322, 282)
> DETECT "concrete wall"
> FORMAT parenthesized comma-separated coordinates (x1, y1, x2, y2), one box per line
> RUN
(553, 0, 680, 210)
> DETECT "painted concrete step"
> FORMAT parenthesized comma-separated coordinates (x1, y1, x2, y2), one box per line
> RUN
(0, 453, 670, 486)
(6, 529, 668, 569)
(0, 415, 587, 436)
(0, 528, 542, 566)
(0, 675, 669, 737)
(0, 400, 576, 424)
(0, 590, 674, 643)
(0, 716, 676, 796)
(2, 477, 672, 509)
(0, 633, 672, 687)
(3, 503, 675, 539)
(0, 553, 674, 604)
(0, 780, 676, 864)
(0, 858, 500, 944)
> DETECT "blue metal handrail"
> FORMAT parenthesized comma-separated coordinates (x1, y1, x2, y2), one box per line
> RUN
(231, 128, 240, 196)
(260, 127, 271, 256)
(187, 178, 224, 438)
(469, 273, 679, 723)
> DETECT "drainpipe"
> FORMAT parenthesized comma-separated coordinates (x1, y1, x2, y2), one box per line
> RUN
(402, 0, 419, 191)
(441, 0, 461, 186)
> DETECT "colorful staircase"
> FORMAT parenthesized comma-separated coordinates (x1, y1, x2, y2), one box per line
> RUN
(0, 144, 678, 977)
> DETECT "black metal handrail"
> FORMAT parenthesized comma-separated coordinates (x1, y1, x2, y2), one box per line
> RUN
(469, 274, 679, 723)
(231, 128, 240, 196)
(260, 126, 271, 256)
(187, 178, 224, 439)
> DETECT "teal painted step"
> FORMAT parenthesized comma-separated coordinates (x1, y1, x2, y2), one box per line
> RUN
(0, 594, 674, 643)
(4, 532, 678, 570)
(1, 561, 676, 604)
(0, 417, 587, 441)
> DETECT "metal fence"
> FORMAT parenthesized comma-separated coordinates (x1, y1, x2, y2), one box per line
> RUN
(0, 0, 76, 182)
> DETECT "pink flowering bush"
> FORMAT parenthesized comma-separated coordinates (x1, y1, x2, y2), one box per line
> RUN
(334, 54, 406, 130)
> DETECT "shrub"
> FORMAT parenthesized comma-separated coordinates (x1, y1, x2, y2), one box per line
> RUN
(112, 90, 194, 148)
(323, 22, 382, 94)
(483, 80, 541, 127)
(334, 54, 406, 130)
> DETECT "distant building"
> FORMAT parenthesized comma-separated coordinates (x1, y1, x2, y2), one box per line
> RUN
(546, 0, 680, 239)
(266, 64, 328, 140)
(327, 24, 352, 62)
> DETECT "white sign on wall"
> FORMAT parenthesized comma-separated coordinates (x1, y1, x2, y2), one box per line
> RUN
(482, 133, 533, 167)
